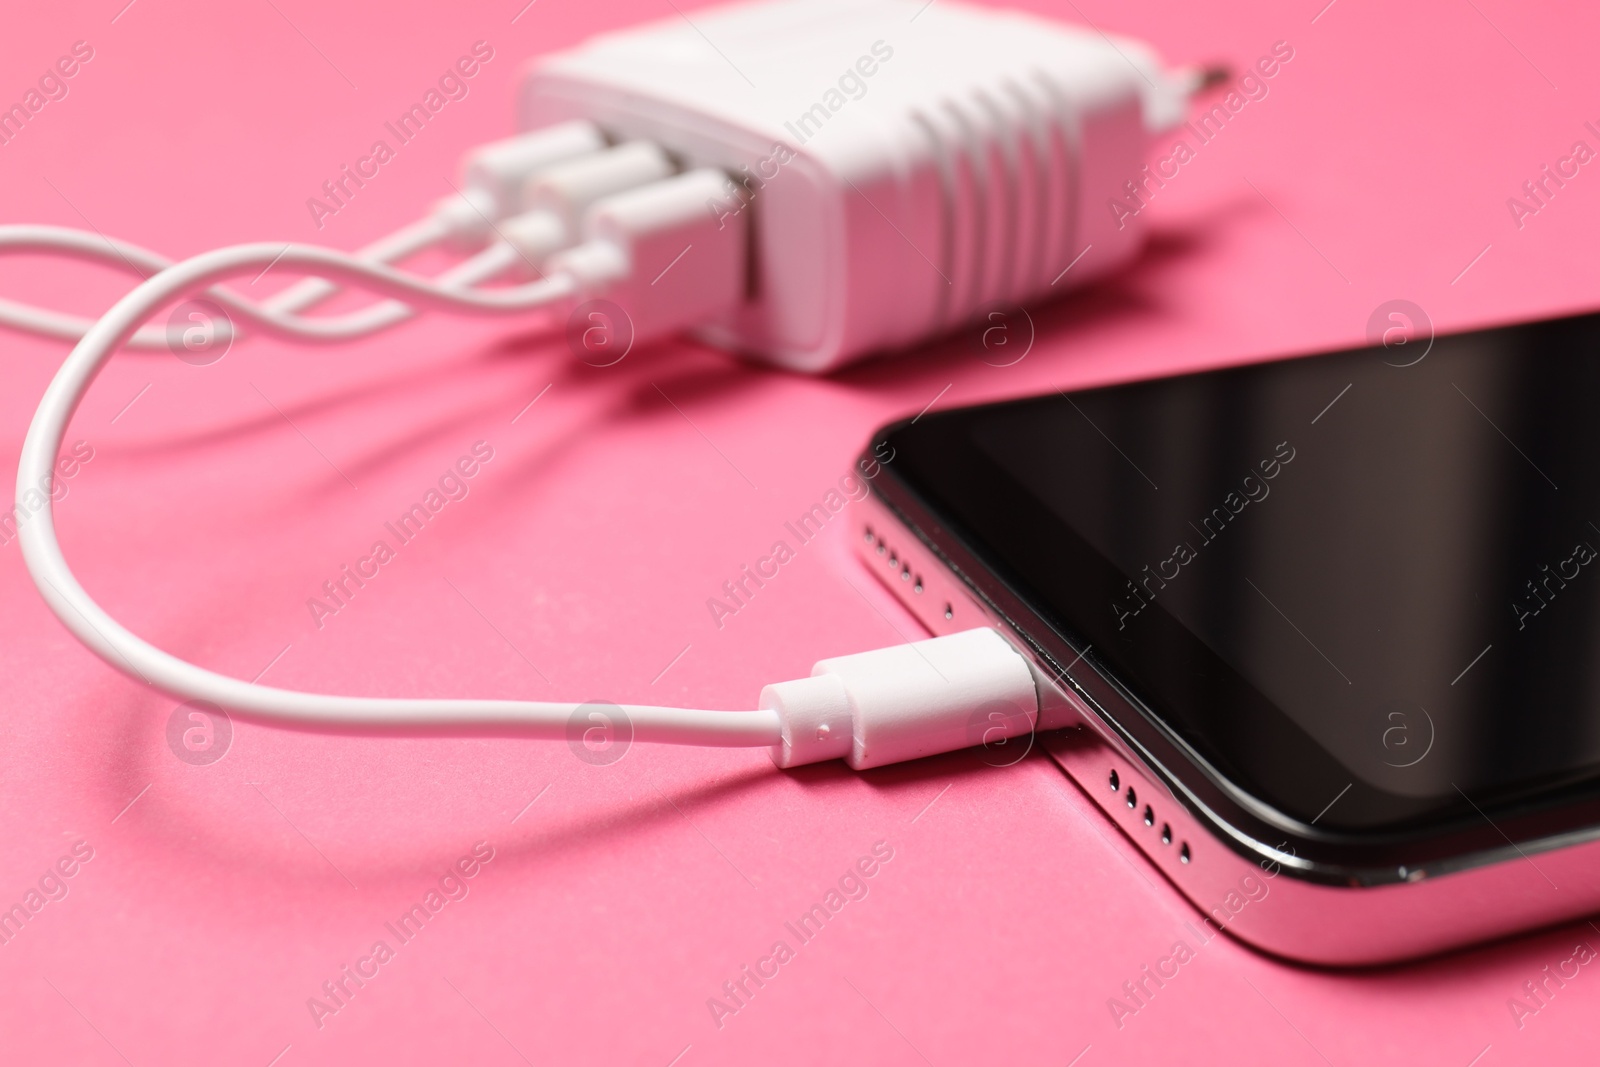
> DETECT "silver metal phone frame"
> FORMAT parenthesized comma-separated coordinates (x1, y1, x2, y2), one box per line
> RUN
(856, 488, 1600, 965)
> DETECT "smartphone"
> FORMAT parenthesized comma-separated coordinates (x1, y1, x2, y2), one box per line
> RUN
(856, 309, 1600, 965)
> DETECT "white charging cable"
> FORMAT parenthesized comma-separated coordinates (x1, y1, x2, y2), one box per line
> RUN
(14, 162, 1042, 770)
(4, 7, 1244, 772)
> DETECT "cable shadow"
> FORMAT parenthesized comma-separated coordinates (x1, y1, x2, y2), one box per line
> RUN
(102, 338, 560, 461)
(97, 324, 770, 507)
(482, 349, 776, 495)
(89, 677, 793, 893)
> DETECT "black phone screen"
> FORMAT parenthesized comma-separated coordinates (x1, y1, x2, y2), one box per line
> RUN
(879, 311, 1600, 839)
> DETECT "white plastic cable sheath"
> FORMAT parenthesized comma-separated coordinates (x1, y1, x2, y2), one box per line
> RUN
(0, 225, 541, 349)
(0, 226, 173, 348)
(16, 241, 782, 746)
(263, 213, 452, 315)
(0, 220, 456, 348)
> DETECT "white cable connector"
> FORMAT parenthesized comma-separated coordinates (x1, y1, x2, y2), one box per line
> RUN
(763, 628, 1038, 769)
(397, 162, 742, 331)
(433, 120, 613, 253)
(460, 119, 607, 222)
(260, 140, 681, 306)
(495, 141, 677, 273)
(550, 168, 746, 345)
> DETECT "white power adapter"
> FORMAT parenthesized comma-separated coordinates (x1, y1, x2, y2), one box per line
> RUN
(520, 0, 1191, 371)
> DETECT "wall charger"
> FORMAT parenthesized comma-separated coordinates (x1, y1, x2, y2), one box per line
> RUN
(522, 0, 1192, 371)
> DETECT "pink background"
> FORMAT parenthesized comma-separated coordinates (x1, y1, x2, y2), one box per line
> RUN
(2, 0, 1599, 1063)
